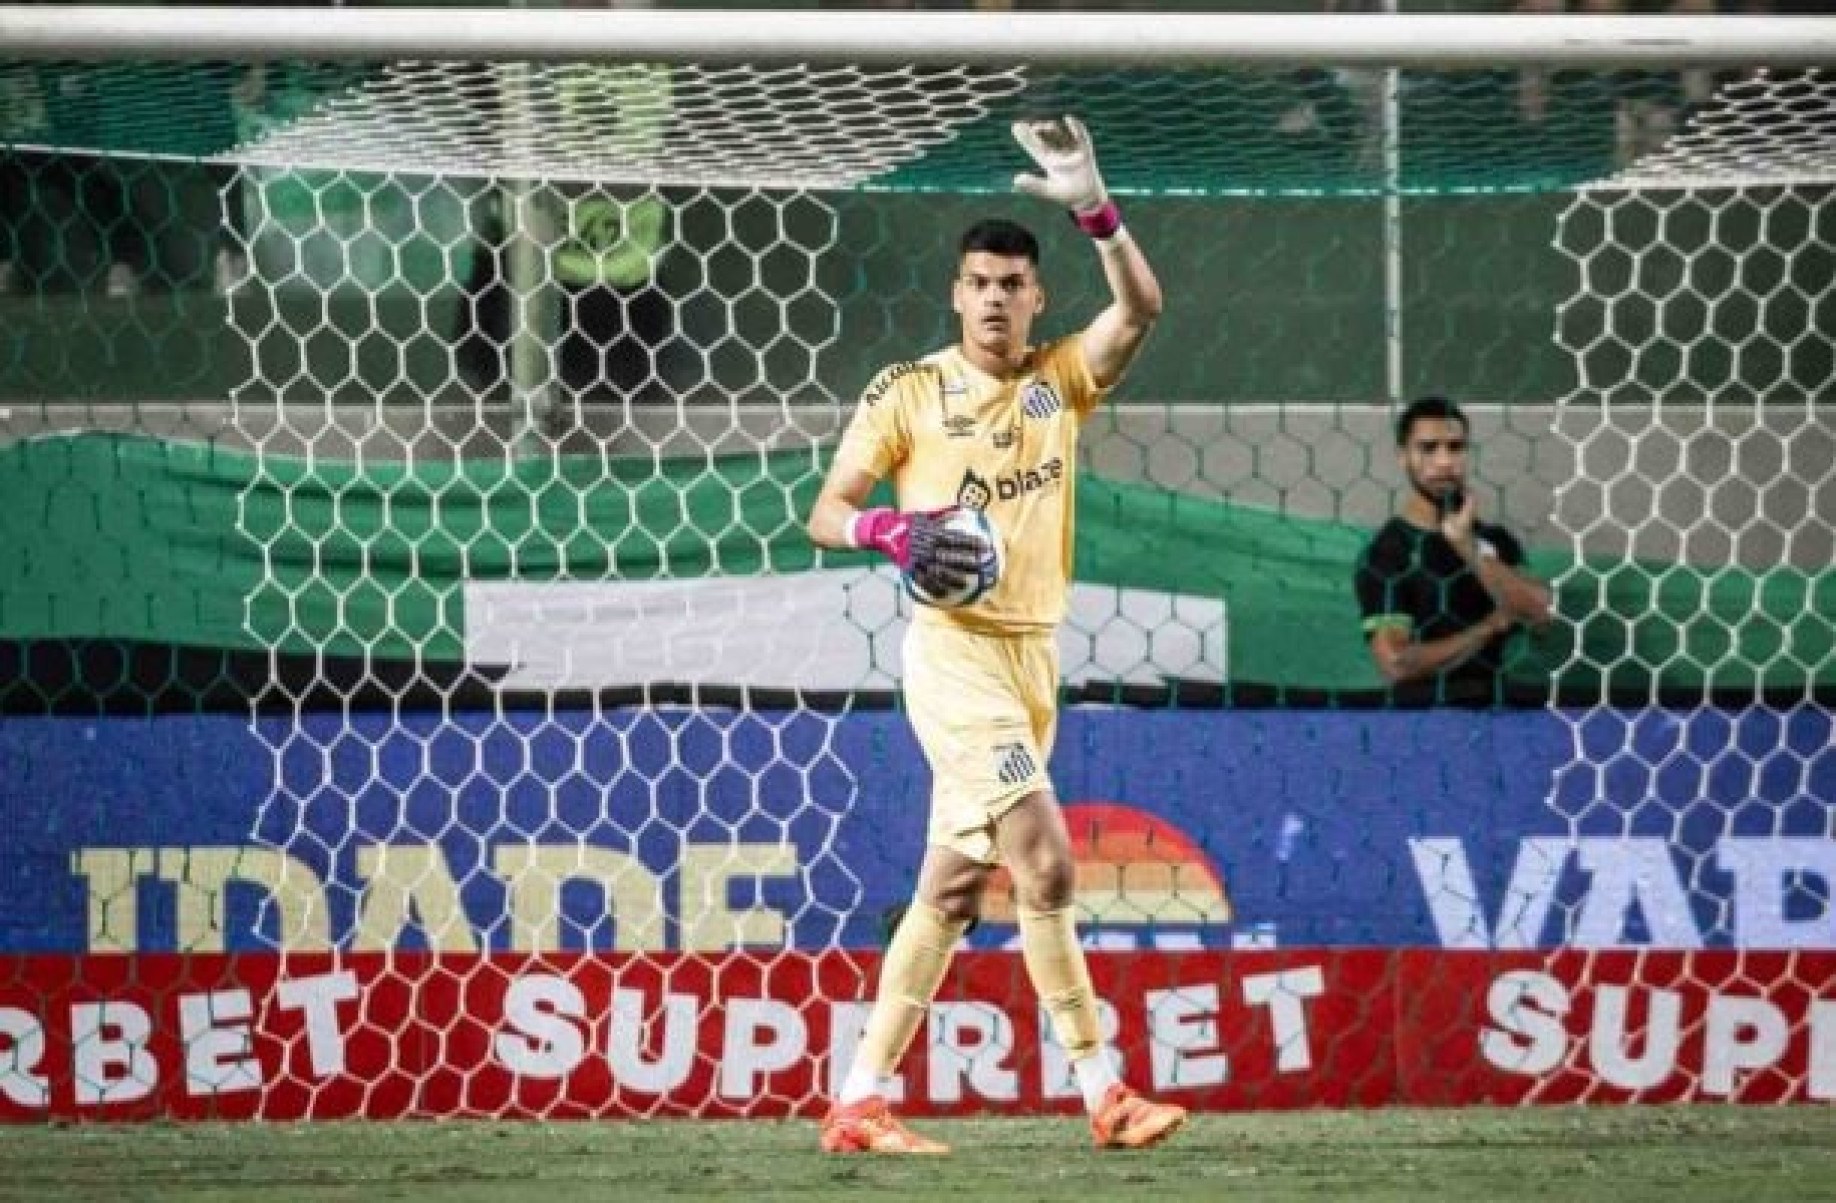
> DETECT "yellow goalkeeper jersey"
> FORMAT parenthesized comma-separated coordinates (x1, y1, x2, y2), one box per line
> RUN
(835, 335, 1107, 633)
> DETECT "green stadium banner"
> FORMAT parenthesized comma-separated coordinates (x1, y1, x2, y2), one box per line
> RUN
(4, 433, 1829, 705)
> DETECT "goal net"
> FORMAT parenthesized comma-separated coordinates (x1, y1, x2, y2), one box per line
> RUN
(0, 10, 1831, 1118)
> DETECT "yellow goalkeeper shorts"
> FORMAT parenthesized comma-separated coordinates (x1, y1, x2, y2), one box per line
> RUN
(901, 618, 1057, 865)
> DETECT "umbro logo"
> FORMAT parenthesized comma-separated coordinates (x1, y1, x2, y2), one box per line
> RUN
(993, 742, 1038, 787)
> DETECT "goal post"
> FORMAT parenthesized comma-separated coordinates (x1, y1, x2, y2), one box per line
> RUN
(4, 7, 1833, 68)
(0, 8, 1832, 1120)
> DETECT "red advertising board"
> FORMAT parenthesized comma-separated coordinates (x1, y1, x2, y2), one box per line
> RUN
(0, 950, 1829, 1121)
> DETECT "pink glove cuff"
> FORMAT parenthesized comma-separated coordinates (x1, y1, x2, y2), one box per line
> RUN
(846, 507, 911, 568)
(1071, 199, 1123, 240)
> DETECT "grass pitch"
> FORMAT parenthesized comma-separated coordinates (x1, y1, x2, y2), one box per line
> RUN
(0, 1106, 1829, 1203)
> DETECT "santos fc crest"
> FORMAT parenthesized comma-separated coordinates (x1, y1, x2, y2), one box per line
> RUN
(1020, 381, 1062, 420)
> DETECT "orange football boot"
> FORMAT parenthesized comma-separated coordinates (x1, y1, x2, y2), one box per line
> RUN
(1090, 1084, 1188, 1150)
(820, 1096, 951, 1155)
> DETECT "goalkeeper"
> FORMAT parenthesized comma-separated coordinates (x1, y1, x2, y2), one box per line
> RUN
(806, 115, 1183, 1154)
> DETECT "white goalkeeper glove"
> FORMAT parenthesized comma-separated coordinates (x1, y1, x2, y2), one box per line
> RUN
(1011, 115, 1121, 237)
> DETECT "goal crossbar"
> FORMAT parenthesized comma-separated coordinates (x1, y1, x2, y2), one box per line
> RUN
(2, 7, 1834, 68)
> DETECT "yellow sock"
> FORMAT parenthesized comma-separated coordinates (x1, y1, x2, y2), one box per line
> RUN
(849, 902, 969, 1093)
(1018, 905, 1104, 1059)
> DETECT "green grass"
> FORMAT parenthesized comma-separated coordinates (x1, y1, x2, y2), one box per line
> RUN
(0, 1107, 1830, 1203)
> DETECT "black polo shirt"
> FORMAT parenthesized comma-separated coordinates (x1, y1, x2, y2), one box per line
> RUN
(1354, 516, 1526, 691)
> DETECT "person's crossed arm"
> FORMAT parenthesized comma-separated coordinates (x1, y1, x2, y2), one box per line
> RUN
(1439, 493, 1554, 629)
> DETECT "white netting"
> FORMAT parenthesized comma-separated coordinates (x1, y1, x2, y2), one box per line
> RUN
(1594, 68, 1836, 191)
(221, 56, 1232, 1117)
(2, 17, 1831, 1119)
(231, 61, 1030, 188)
(1526, 59, 1833, 1105)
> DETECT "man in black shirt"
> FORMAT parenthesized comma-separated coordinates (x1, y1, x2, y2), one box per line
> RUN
(1354, 396, 1553, 701)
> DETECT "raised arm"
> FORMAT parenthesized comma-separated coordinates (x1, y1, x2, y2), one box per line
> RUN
(1012, 116, 1164, 389)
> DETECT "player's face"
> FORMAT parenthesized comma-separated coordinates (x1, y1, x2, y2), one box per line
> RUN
(1400, 417, 1470, 501)
(953, 252, 1043, 365)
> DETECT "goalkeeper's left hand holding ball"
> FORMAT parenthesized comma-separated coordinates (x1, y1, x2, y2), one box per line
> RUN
(846, 506, 985, 598)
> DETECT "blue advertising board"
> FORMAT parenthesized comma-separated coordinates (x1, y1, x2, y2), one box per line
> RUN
(2, 706, 1830, 954)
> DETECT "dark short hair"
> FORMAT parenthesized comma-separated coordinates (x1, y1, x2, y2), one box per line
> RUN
(1395, 395, 1469, 446)
(959, 218, 1040, 264)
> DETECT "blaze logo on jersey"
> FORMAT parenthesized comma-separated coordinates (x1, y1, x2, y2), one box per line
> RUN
(999, 457, 1065, 501)
(1020, 381, 1062, 420)
(956, 459, 1066, 511)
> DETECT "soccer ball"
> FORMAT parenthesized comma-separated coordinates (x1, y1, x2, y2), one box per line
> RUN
(903, 507, 1004, 609)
